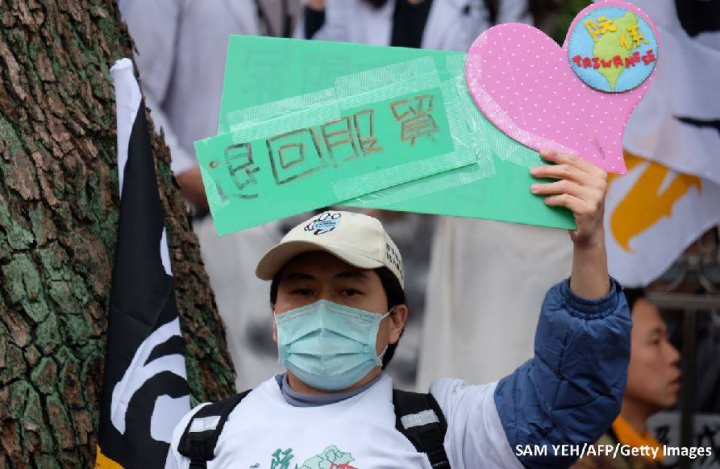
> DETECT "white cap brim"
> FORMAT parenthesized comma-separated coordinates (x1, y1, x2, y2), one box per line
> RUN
(255, 240, 385, 281)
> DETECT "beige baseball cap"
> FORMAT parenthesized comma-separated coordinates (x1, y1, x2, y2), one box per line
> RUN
(255, 211, 404, 288)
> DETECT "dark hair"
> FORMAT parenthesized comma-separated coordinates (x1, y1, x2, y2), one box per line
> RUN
(623, 288, 647, 314)
(270, 266, 406, 369)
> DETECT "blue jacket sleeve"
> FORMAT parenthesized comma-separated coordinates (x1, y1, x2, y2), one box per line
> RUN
(494, 278, 632, 468)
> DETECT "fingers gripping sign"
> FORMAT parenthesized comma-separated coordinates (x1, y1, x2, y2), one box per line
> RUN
(530, 149, 608, 248)
(530, 149, 611, 300)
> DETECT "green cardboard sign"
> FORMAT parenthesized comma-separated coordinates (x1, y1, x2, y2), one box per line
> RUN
(198, 56, 479, 234)
(207, 36, 574, 233)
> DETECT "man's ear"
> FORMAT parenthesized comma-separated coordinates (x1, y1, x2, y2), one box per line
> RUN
(389, 304, 408, 345)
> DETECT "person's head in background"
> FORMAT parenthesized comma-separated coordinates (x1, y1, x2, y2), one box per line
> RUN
(621, 289, 681, 432)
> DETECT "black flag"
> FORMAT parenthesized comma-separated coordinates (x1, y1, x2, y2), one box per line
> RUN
(96, 59, 190, 469)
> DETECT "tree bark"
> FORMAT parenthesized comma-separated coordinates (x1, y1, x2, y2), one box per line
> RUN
(0, 1, 235, 467)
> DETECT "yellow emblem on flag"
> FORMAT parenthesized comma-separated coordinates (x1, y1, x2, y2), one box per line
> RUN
(608, 152, 702, 252)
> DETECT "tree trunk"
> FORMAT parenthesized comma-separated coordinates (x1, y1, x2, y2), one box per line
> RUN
(0, 1, 235, 467)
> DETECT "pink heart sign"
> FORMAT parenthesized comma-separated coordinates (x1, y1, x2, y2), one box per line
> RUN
(466, 0, 659, 174)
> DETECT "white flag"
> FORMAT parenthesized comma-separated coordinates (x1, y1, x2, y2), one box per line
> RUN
(621, 0, 720, 185)
(605, 152, 720, 287)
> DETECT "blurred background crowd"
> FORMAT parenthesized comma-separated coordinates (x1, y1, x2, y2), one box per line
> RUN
(117, 1, 720, 467)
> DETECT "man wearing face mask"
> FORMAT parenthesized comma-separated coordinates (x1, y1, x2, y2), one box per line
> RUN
(167, 150, 632, 468)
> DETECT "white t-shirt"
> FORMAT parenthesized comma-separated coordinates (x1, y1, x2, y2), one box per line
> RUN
(167, 374, 521, 468)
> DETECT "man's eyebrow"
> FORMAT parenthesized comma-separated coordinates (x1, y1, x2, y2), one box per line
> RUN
(282, 272, 315, 281)
(335, 270, 371, 282)
(647, 326, 664, 336)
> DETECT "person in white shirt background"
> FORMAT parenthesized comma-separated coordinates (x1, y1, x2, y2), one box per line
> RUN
(118, 0, 304, 391)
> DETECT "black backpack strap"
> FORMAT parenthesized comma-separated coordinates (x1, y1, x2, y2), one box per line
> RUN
(177, 389, 252, 469)
(393, 389, 450, 469)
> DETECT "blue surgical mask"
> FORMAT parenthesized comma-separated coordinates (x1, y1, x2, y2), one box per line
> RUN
(275, 300, 393, 392)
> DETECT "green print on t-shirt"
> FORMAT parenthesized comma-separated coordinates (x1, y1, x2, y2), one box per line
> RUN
(269, 445, 358, 469)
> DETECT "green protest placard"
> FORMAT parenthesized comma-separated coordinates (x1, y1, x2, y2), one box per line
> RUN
(197, 56, 479, 234)
(210, 36, 574, 233)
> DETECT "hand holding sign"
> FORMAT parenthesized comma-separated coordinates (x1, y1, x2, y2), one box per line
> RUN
(531, 150, 608, 248)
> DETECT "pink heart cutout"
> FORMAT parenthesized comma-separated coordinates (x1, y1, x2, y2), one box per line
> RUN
(465, 1, 659, 174)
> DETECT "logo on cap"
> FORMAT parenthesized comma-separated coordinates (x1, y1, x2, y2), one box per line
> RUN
(304, 212, 341, 235)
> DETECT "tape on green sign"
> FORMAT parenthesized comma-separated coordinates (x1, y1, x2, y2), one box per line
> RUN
(206, 36, 574, 234)
(197, 57, 480, 234)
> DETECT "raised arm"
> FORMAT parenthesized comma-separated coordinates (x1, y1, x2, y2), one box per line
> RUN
(493, 150, 632, 467)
